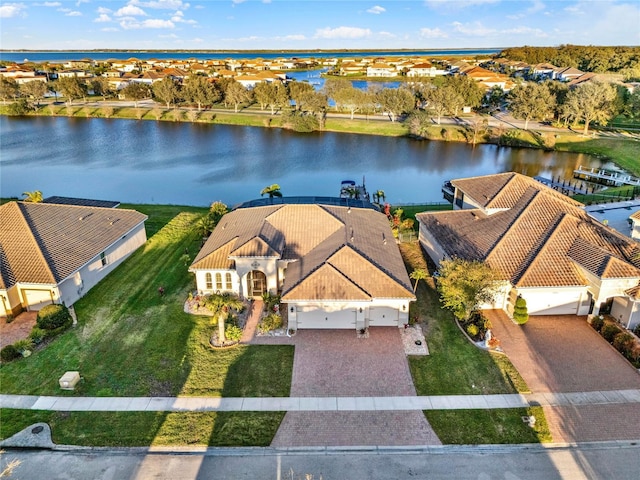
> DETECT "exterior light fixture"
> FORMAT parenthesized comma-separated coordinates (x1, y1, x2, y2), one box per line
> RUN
(290, 306, 294, 313)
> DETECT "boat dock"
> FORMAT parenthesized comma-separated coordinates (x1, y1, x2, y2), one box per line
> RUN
(573, 166, 640, 187)
(534, 176, 591, 195)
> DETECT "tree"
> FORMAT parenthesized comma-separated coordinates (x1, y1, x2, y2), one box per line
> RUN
(485, 86, 505, 110)
(507, 83, 555, 130)
(466, 116, 489, 145)
(322, 77, 351, 101)
(443, 75, 484, 114)
(204, 292, 243, 344)
(513, 296, 529, 325)
(183, 75, 219, 111)
(22, 190, 43, 203)
(19, 81, 47, 107)
(562, 81, 617, 135)
(373, 189, 386, 204)
(253, 82, 278, 112)
(409, 268, 429, 293)
(0, 77, 19, 101)
(296, 90, 328, 128)
(122, 82, 150, 108)
(288, 81, 315, 110)
(224, 81, 253, 113)
(425, 86, 457, 124)
(436, 258, 499, 321)
(152, 77, 181, 108)
(333, 86, 367, 120)
(261, 184, 282, 198)
(55, 76, 87, 106)
(376, 87, 414, 122)
(90, 76, 112, 101)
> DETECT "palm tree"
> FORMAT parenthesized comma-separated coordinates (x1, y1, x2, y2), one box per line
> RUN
(373, 189, 386, 204)
(260, 184, 283, 198)
(204, 292, 244, 344)
(22, 190, 43, 203)
(409, 268, 429, 293)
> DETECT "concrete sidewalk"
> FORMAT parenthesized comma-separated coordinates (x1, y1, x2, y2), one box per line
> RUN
(2, 389, 639, 412)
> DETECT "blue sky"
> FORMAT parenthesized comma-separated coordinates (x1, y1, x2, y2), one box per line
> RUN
(1, 0, 639, 50)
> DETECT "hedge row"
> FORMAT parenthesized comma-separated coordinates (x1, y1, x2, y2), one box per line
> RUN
(590, 316, 640, 368)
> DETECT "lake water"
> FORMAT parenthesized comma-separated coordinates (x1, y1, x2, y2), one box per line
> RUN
(0, 116, 608, 207)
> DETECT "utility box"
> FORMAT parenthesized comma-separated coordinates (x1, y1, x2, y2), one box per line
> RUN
(59, 371, 80, 390)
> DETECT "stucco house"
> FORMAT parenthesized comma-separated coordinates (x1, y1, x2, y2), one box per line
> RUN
(418, 173, 640, 323)
(0, 201, 147, 316)
(189, 198, 415, 330)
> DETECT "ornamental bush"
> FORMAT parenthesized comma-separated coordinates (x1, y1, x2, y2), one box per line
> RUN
(602, 323, 623, 344)
(29, 327, 48, 345)
(466, 324, 480, 338)
(0, 344, 21, 362)
(258, 313, 282, 333)
(36, 304, 72, 331)
(613, 332, 635, 357)
(225, 324, 243, 342)
(591, 316, 605, 332)
(513, 296, 529, 325)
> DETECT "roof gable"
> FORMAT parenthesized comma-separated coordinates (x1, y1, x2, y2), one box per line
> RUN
(281, 263, 370, 301)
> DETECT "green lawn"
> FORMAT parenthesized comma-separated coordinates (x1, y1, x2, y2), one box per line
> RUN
(399, 242, 551, 443)
(0, 205, 294, 398)
(0, 409, 283, 447)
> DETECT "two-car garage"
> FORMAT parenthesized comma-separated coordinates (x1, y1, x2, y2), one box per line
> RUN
(290, 303, 404, 330)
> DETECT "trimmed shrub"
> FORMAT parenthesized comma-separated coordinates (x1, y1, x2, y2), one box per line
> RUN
(5, 314, 14, 324)
(0, 344, 21, 362)
(590, 316, 605, 332)
(602, 323, 623, 343)
(37, 304, 72, 330)
(634, 324, 640, 337)
(613, 332, 635, 357)
(513, 296, 529, 325)
(466, 324, 479, 338)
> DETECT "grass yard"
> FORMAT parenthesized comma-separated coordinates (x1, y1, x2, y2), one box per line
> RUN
(399, 242, 552, 443)
(555, 135, 640, 177)
(0, 205, 294, 399)
(0, 409, 283, 446)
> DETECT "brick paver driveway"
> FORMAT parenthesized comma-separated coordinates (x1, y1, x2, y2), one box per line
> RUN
(487, 311, 640, 442)
(271, 328, 441, 447)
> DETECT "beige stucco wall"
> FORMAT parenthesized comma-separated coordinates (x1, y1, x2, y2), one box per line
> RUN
(418, 223, 447, 267)
(234, 257, 279, 297)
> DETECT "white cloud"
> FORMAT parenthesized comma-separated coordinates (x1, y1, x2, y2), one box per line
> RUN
(508, 0, 546, 19)
(115, 5, 147, 16)
(420, 27, 447, 38)
(65, 10, 82, 16)
(378, 31, 396, 38)
(451, 21, 495, 36)
(0, 2, 26, 18)
(314, 26, 372, 39)
(120, 17, 174, 28)
(131, 0, 189, 9)
(94, 13, 111, 22)
(42, 2, 61, 6)
(367, 5, 385, 14)
(425, 0, 499, 8)
(97, 6, 111, 14)
(75, 0, 88, 6)
(276, 34, 306, 41)
(564, 4, 584, 15)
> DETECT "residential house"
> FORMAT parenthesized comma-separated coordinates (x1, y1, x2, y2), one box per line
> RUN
(0, 201, 147, 316)
(418, 173, 640, 320)
(366, 63, 398, 77)
(189, 198, 415, 330)
(554, 66, 584, 82)
(407, 62, 446, 78)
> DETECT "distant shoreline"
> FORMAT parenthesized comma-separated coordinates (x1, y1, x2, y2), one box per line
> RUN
(0, 48, 505, 53)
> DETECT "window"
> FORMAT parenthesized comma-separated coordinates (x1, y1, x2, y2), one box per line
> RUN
(225, 273, 233, 290)
(215, 273, 223, 290)
(100, 252, 107, 266)
(205, 273, 212, 290)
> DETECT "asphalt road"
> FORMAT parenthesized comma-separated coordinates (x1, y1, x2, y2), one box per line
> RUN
(3, 442, 640, 480)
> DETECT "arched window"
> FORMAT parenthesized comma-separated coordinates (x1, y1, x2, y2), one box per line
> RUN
(215, 273, 223, 290)
(205, 273, 212, 290)
(225, 272, 233, 290)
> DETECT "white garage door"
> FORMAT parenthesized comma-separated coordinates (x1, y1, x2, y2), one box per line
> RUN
(368, 307, 399, 327)
(22, 289, 54, 311)
(522, 291, 581, 315)
(296, 307, 356, 329)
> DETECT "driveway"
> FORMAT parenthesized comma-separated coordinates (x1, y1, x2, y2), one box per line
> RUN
(487, 311, 640, 442)
(271, 328, 441, 447)
(0, 312, 37, 349)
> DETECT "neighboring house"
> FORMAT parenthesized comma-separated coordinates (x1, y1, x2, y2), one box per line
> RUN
(418, 173, 640, 320)
(0, 201, 147, 316)
(407, 62, 446, 77)
(630, 210, 640, 240)
(366, 63, 398, 77)
(189, 198, 415, 330)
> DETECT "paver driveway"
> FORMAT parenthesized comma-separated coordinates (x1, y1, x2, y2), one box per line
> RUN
(271, 328, 441, 447)
(487, 311, 640, 442)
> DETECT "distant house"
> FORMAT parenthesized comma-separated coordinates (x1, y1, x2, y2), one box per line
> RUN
(418, 173, 640, 320)
(189, 198, 415, 330)
(366, 63, 398, 77)
(0, 201, 147, 316)
(407, 62, 446, 78)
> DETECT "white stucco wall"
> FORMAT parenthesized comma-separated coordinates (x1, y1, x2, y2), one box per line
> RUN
(516, 286, 589, 315)
(418, 224, 447, 267)
(193, 269, 240, 296)
(611, 296, 640, 330)
(234, 257, 279, 297)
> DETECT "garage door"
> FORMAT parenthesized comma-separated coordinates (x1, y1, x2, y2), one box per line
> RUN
(368, 307, 399, 326)
(521, 291, 581, 315)
(22, 289, 54, 311)
(296, 307, 356, 329)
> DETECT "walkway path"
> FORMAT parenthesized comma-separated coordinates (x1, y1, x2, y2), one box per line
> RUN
(239, 299, 263, 343)
(2, 389, 639, 412)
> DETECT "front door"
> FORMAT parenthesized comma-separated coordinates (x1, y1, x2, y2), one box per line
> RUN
(248, 270, 266, 298)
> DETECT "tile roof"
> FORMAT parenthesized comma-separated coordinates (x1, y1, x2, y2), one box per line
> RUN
(191, 201, 414, 301)
(43, 196, 120, 208)
(0, 202, 147, 288)
(417, 174, 640, 288)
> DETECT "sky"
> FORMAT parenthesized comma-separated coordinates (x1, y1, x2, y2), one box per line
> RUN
(0, 0, 639, 51)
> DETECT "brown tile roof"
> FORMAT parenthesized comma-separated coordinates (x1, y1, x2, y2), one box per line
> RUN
(630, 210, 640, 221)
(417, 174, 640, 288)
(191, 202, 414, 301)
(624, 285, 640, 299)
(0, 202, 147, 288)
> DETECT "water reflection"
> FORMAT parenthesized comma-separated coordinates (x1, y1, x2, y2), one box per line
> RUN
(1, 116, 608, 206)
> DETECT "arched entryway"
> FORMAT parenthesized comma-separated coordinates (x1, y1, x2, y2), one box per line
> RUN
(247, 270, 267, 298)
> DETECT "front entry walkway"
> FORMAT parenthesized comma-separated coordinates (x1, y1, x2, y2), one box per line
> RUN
(270, 328, 441, 447)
